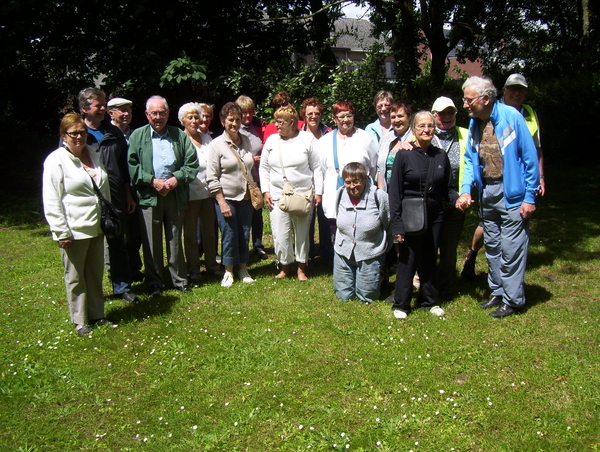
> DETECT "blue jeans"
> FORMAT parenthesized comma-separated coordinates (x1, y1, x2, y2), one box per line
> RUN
(333, 252, 383, 303)
(215, 199, 252, 267)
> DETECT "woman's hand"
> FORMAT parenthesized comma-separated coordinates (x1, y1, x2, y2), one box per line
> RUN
(455, 193, 473, 211)
(313, 194, 322, 207)
(394, 234, 405, 243)
(264, 192, 274, 210)
(59, 238, 73, 249)
(219, 201, 232, 217)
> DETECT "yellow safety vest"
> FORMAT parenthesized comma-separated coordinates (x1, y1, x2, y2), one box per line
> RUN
(522, 104, 538, 138)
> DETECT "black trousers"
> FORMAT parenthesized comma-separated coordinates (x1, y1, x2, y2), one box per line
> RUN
(393, 211, 443, 312)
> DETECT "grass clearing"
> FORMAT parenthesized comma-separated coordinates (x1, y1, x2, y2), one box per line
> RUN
(1, 166, 599, 451)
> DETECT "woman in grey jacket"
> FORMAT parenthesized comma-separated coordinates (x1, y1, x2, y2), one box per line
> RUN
(333, 162, 391, 303)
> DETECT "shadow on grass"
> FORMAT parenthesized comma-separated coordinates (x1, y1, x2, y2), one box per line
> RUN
(106, 294, 179, 325)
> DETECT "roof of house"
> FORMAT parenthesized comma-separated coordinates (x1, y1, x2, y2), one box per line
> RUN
(332, 17, 387, 51)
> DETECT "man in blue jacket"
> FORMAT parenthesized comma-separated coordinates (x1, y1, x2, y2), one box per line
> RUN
(456, 76, 539, 318)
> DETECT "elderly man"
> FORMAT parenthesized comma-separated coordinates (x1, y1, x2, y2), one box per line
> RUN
(77, 87, 138, 304)
(128, 96, 199, 297)
(461, 74, 545, 280)
(107, 97, 134, 142)
(456, 76, 539, 318)
(431, 96, 468, 300)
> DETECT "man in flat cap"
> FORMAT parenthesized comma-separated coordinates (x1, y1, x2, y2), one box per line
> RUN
(108, 97, 134, 142)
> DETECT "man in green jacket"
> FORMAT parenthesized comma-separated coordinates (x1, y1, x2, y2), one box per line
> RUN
(128, 96, 199, 297)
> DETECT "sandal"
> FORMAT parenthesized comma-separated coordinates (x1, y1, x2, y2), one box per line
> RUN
(75, 324, 92, 336)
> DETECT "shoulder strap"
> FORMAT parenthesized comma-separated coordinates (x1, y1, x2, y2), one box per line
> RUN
(277, 136, 288, 181)
(226, 139, 250, 184)
(333, 129, 340, 174)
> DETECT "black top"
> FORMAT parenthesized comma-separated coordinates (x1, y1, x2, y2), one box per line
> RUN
(388, 143, 458, 235)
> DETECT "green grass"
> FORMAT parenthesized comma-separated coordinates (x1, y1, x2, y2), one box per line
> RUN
(1, 166, 599, 451)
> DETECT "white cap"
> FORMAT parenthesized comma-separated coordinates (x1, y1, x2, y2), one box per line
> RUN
(107, 97, 133, 108)
(504, 74, 528, 88)
(431, 97, 457, 113)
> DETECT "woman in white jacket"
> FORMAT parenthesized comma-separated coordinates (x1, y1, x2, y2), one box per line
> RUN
(43, 113, 112, 336)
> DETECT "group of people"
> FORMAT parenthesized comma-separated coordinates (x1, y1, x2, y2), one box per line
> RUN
(42, 73, 542, 336)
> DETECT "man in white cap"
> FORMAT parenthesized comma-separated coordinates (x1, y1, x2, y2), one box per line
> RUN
(461, 74, 545, 281)
(456, 76, 539, 318)
(108, 97, 134, 142)
(431, 96, 469, 300)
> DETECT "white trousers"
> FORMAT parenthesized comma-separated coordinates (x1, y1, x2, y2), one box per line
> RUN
(269, 202, 313, 265)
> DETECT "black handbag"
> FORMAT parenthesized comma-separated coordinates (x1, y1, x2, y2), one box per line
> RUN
(89, 176, 122, 239)
(401, 155, 435, 236)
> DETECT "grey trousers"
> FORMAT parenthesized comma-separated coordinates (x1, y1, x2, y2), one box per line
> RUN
(481, 181, 529, 307)
(140, 191, 187, 289)
(60, 235, 105, 325)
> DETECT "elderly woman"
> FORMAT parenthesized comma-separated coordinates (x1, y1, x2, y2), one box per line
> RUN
(197, 103, 214, 135)
(179, 102, 220, 281)
(260, 105, 322, 280)
(300, 97, 334, 262)
(388, 111, 458, 319)
(206, 102, 256, 287)
(300, 97, 332, 140)
(377, 101, 414, 193)
(334, 162, 391, 302)
(43, 113, 114, 336)
(235, 95, 268, 261)
(319, 101, 378, 245)
(365, 90, 395, 145)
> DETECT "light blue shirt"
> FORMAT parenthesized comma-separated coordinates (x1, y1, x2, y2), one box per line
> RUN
(151, 128, 176, 180)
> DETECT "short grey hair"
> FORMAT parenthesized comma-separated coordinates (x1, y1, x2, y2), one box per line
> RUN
(411, 110, 435, 130)
(178, 102, 203, 124)
(462, 76, 497, 101)
(146, 95, 169, 111)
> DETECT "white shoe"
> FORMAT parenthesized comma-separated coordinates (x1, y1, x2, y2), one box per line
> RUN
(220, 271, 234, 288)
(393, 309, 408, 319)
(430, 306, 445, 316)
(237, 269, 255, 284)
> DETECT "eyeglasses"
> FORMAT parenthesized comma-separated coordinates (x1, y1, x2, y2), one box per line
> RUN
(65, 130, 88, 138)
(462, 96, 483, 105)
(415, 124, 435, 131)
(275, 119, 289, 126)
(344, 179, 363, 187)
(148, 110, 169, 118)
(376, 103, 391, 110)
(336, 114, 354, 120)
(306, 112, 321, 117)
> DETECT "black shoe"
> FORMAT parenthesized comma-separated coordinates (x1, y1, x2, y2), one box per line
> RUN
(150, 285, 162, 298)
(131, 271, 145, 283)
(176, 285, 192, 294)
(480, 296, 502, 309)
(385, 290, 395, 304)
(121, 291, 139, 304)
(461, 257, 476, 280)
(254, 248, 268, 260)
(490, 304, 517, 318)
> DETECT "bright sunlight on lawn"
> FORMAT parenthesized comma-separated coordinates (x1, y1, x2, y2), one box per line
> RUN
(1, 166, 599, 451)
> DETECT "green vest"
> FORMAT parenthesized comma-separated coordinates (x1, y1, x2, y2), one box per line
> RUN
(457, 126, 468, 189)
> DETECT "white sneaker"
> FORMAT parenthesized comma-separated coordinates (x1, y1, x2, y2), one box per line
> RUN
(237, 269, 255, 284)
(430, 306, 445, 316)
(220, 271, 234, 288)
(393, 309, 408, 319)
